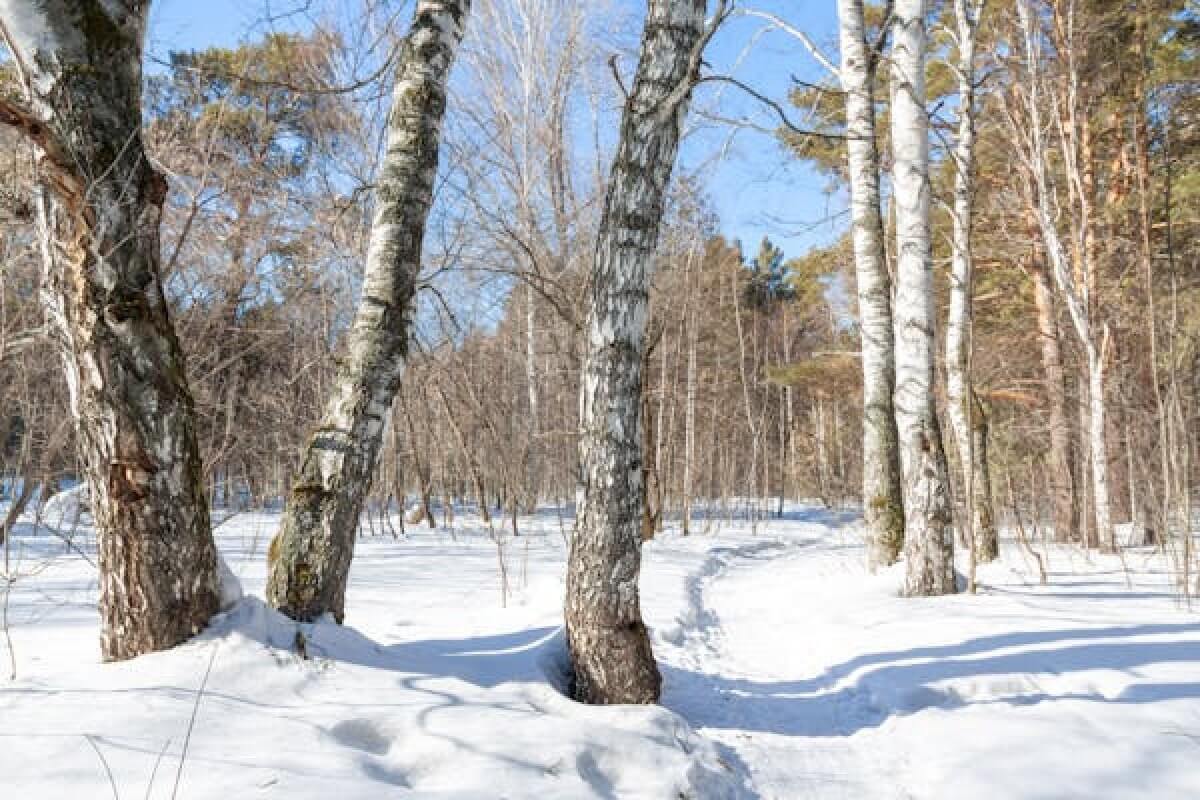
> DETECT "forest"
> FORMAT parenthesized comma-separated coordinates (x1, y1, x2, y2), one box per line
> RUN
(0, 0, 1197, 797)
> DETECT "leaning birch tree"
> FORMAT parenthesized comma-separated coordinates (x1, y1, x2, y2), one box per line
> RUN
(267, 0, 471, 622)
(0, 0, 222, 660)
(565, 0, 723, 705)
(943, 0, 997, 564)
(837, 0, 906, 570)
(890, 0, 956, 596)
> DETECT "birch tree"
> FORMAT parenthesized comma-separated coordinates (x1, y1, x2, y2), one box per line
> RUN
(943, 0, 997, 564)
(890, 0, 957, 596)
(267, 0, 471, 622)
(0, 0, 221, 659)
(565, 0, 722, 705)
(1014, 0, 1115, 552)
(837, 0, 906, 570)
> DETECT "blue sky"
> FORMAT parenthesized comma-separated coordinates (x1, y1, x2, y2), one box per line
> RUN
(148, 0, 846, 263)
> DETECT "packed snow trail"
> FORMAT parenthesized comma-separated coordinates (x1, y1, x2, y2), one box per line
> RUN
(650, 509, 1200, 799)
(653, 511, 909, 798)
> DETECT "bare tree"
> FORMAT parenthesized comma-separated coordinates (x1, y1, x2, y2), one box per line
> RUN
(1014, 0, 1115, 552)
(565, 0, 722, 705)
(267, 0, 471, 622)
(0, 0, 221, 659)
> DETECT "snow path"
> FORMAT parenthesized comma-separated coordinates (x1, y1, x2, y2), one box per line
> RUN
(652, 510, 1200, 799)
(655, 516, 905, 799)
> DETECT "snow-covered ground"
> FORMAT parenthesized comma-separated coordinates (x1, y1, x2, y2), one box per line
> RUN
(2, 503, 1198, 798)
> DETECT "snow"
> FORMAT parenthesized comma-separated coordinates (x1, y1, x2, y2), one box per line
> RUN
(2, 504, 1198, 798)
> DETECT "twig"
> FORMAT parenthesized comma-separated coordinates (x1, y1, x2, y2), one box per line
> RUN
(172, 642, 220, 799)
(84, 734, 121, 800)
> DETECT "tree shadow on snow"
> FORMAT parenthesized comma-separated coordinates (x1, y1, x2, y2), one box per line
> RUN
(661, 621, 1200, 739)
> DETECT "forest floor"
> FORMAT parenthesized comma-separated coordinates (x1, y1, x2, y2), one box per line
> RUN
(2, 502, 1199, 798)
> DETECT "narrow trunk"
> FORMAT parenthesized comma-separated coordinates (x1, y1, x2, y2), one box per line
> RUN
(971, 391, 998, 562)
(837, 0, 905, 569)
(1032, 257, 1078, 542)
(2, 1, 220, 660)
(267, 0, 471, 621)
(524, 284, 541, 506)
(565, 0, 711, 705)
(945, 0, 986, 567)
(682, 251, 699, 535)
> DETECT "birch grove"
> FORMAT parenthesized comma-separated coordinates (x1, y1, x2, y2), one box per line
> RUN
(0, 0, 1194, 666)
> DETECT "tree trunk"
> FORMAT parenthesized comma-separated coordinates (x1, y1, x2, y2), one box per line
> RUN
(565, 0, 711, 706)
(890, 0, 956, 596)
(1031, 255, 1078, 542)
(267, 0, 470, 622)
(1, 0, 220, 660)
(837, 0, 905, 570)
(945, 0, 986, 569)
(971, 391, 998, 562)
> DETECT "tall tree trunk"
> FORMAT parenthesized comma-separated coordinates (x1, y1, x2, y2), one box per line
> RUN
(837, 0, 905, 570)
(1031, 255, 1078, 542)
(890, 0, 956, 596)
(565, 0, 714, 706)
(945, 0, 991, 567)
(0, 0, 220, 660)
(267, 0, 470, 622)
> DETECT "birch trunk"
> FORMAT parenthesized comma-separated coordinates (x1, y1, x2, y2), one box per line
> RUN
(890, 0, 956, 596)
(0, 0, 220, 660)
(267, 0, 470, 622)
(565, 0, 710, 705)
(945, 0, 995, 564)
(837, 0, 905, 570)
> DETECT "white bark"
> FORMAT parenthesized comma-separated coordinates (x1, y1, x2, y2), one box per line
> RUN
(944, 0, 995, 564)
(565, 0, 714, 706)
(837, 0, 905, 569)
(267, 0, 471, 621)
(890, 0, 956, 595)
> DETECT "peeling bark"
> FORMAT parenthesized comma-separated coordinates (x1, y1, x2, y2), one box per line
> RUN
(890, 0, 956, 596)
(0, 0, 220, 659)
(266, 0, 471, 622)
(565, 0, 711, 705)
(837, 0, 905, 570)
